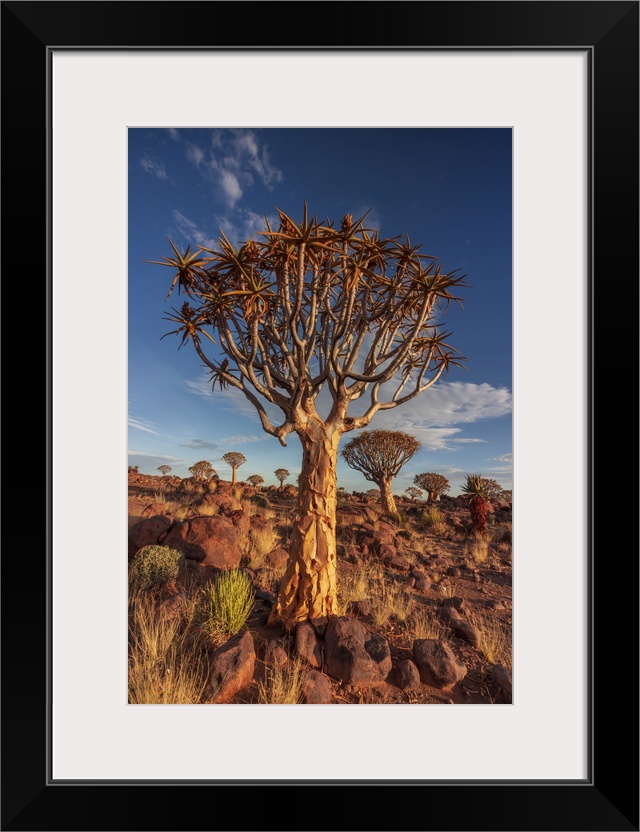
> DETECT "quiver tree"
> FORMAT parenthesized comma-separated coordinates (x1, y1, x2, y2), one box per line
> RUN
(461, 474, 491, 534)
(189, 460, 215, 482)
(341, 429, 421, 519)
(478, 477, 503, 502)
(274, 468, 290, 491)
(157, 464, 172, 477)
(413, 472, 450, 504)
(222, 451, 247, 486)
(405, 486, 423, 502)
(153, 204, 466, 628)
(247, 474, 264, 489)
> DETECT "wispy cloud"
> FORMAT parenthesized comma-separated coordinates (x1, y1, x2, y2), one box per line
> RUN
(128, 450, 181, 461)
(490, 453, 513, 462)
(179, 438, 218, 451)
(167, 128, 180, 142)
(184, 376, 282, 425)
(185, 129, 283, 209)
(350, 381, 511, 449)
(128, 416, 160, 435)
(140, 155, 168, 180)
(223, 434, 268, 446)
(172, 211, 218, 249)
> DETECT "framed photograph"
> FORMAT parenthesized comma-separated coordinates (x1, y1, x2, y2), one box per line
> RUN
(3, 1, 637, 830)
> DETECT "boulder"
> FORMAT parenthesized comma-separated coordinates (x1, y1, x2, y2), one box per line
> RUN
(227, 509, 250, 534)
(128, 515, 173, 556)
(491, 664, 513, 702)
(324, 616, 392, 685)
(266, 547, 289, 569)
(412, 639, 467, 691)
(204, 630, 256, 703)
(303, 670, 332, 704)
(295, 622, 322, 668)
(163, 516, 242, 569)
(264, 640, 288, 668)
(395, 659, 421, 691)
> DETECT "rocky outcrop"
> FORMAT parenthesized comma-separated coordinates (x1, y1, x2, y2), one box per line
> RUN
(163, 516, 242, 569)
(412, 639, 467, 691)
(324, 616, 392, 685)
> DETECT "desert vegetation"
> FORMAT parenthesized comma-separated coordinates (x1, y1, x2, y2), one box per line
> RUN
(341, 430, 421, 520)
(129, 467, 512, 705)
(129, 204, 511, 705)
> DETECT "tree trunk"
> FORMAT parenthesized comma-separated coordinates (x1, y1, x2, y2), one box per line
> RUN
(231, 468, 237, 486)
(268, 422, 340, 630)
(377, 478, 399, 519)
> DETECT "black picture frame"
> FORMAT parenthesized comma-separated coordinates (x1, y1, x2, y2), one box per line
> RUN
(2, 2, 638, 830)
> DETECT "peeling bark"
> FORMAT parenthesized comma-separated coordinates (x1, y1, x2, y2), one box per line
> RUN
(377, 478, 399, 519)
(268, 421, 340, 629)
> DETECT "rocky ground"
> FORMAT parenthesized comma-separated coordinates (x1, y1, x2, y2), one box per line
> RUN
(128, 472, 512, 705)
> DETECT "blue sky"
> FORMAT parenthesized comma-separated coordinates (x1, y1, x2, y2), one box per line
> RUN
(128, 128, 512, 495)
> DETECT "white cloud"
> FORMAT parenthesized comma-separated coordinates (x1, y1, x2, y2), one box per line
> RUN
(223, 434, 268, 446)
(179, 438, 218, 451)
(186, 129, 283, 209)
(219, 170, 243, 208)
(172, 210, 218, 249)
(186, 143, 204, 167)
(128, 450, 180, 461)
(128, 416, 160, 435)
(167, 128, 180, 142)
(491, 453, 513, 462)
(140, 155, 168, 180)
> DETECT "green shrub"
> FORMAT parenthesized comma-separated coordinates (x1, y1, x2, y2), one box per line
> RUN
(251, 494, 271, 509)
(420, 507, 443, 528)
(129, 545, 185, 590)
(203, 569, 255, 638)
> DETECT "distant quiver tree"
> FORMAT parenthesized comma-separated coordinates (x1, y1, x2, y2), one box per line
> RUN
(405, 486, 423, 502)
(247, 474, 264, 489)
(341, 430, 421, 519)
(222, 451, 247, 486)
(189, 460, 215, 482)
(157, 464, 172, 477)
(413, 472, 450, 504)
(153, 203, 466, 628)
(274, 468, 290, 491)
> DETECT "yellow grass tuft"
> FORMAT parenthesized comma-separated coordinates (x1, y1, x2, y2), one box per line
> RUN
(128, 587, 209, 704)
(257, 655, 307, 704)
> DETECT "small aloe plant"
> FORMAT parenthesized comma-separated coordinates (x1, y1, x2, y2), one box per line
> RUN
(461, 474, 491, 534)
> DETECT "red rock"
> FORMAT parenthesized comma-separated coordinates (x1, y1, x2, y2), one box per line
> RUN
(163, 516, 242, 569)
(204, 631, 256, 703)
(324, 617, 392, 685)
(266, 547, 289, 569)
(303, 670, 332, 704)
(128, 516, 173, 556)
(395, 659, 421, 690)
(264, 640, 288, 668)
(295, 622, 322, 668)
(412, 639, 467, 691)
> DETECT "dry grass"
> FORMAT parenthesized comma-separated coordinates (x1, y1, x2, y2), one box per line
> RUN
(337, 568, 373, 616)
(467, 536, 490, 564)
(196, 502, 220, 517)
(257, 655, 307, 704)
(467, 608, 512, 667)
(369, 577, 415, 628)
(410, 606, 450, 641)
(384, 581, 415, 626)
(128, 587, 209, 704)
(420, 507, 447, 535)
